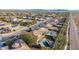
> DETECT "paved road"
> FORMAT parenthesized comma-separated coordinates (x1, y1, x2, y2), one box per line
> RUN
(2, 26, 29, 40)
(70, 12, 79, 50)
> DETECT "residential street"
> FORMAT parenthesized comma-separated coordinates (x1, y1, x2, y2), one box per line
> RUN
(2, 26, 28, 40)
(70, 12, 79, 50)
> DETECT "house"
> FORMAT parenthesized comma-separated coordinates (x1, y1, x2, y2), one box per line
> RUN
(58, 22, 64, 25)
(36, 21, 46, 28)
(22, 19, 32, 23)
(12, 42, 20, 48)
(30, 25, 40, 31)
(47, 18, 59, 25)
(11, 18, 19, 24)
(32, 28, 48, 45)
(46, 24, 53, 29)
(38, 23, 46, 28)
(32, 28, 48, 37)
(13, 18, 18, 21)
(47, 19, 55, 24)
(23, 16, 28, 19)
(56, 24, 63, 28)
(0, 27, 11, 34)
(38, 38, 49, 47)
(12, 38, 21, 48)
(38, 18, 45, 21)
(45, 31, 57, 37)
(52, 27, 59, 32)
(39, 38, 54, 48)
(27, 16, 32, 19)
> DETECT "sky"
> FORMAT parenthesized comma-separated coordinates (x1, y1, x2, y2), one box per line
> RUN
(0, 0, 78, 10)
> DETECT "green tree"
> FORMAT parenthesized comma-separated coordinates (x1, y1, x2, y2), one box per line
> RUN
(20, 22, 28, 26)
(20, 32, 37, 46)
(54, 19, 68, 50)
(54, 33, 66, 50)
(5, 40, 14, 49)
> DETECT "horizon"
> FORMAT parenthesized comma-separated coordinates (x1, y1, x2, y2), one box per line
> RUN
(0, 9, 78, 10)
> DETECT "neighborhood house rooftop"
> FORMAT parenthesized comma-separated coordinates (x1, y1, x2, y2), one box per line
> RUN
(33, 28, 48, 37)
(45, 31, 57, 37)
